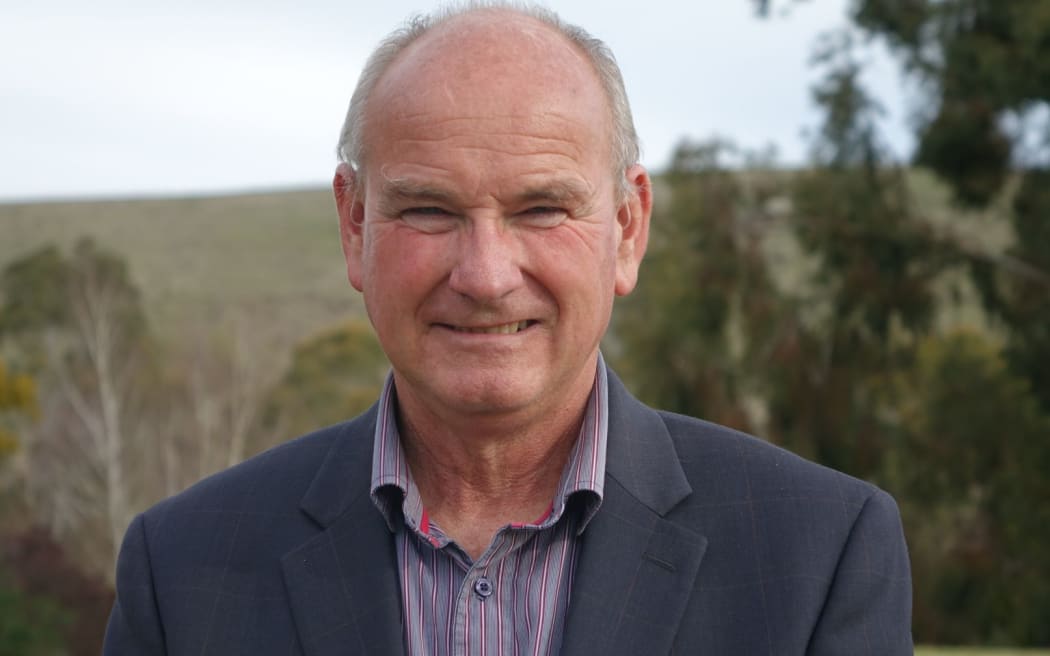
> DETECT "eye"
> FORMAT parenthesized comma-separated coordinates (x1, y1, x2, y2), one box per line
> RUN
(517, 206, 568, 229)
(400, 207, 460, 233)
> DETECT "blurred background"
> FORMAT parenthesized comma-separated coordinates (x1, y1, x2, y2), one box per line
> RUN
(1, 1, 1048, 653)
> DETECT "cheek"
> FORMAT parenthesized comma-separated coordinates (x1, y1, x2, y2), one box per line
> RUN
(363, 228, 452, 298)
(539, 224, 619, 280)
(522, 230, 619, 315)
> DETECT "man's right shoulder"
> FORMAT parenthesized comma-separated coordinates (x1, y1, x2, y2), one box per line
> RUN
(142, 407, 377, 525)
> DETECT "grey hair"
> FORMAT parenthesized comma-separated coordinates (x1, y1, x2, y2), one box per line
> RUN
(335, 1, 641, 195)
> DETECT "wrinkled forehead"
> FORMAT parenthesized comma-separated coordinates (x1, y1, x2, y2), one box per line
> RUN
(361, 12, 613, 166)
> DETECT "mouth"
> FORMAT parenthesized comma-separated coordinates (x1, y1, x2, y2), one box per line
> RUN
(443, 320, 536, 335)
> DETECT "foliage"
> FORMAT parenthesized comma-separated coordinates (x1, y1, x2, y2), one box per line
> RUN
(622, 4, 1050, 646)
(841, 6, 1050, 640)
(768, 34, 951, 476)
(0, 579, 68, 656)
(850, 0, 1050, 413)
(1, 527, 114, 656)
(755, 4, 1050, 644)
(159, 323, 285, 491)
(0, 237, 156, 580)
(262, 319, 388, 439)
(889, 332, 1050, 645)
(612, 139, 785, 433)
(0, 360, 37, 461)
(0, 244, 70, 338)
(0, 238, 146, 357)
(853, 1, 1050, 204)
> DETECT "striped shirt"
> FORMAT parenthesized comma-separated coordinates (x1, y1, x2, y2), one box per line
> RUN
(369, 356, 609, 656)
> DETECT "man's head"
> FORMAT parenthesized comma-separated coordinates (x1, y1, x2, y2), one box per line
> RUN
(333, 3, 651, 425)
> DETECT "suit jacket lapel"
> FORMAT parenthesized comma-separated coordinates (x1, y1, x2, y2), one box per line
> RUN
(561, 371, 708, 656)
(281, 408, 406, 656)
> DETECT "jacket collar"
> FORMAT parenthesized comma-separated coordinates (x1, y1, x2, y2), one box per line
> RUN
(560, 368, 708, 656)
(283, 406, 407, 656)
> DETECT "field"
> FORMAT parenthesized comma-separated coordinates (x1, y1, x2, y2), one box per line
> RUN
(917, 649, 1050, 655)
(0, 187, 363, 351)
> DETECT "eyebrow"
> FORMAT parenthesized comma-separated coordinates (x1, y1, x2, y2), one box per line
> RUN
(515, 179, 593, 207)
(378, 177, 595, 209)
(378, 179, 457, 205)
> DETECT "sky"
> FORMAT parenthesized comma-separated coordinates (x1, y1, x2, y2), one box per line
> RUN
(0, 0, 913, 202)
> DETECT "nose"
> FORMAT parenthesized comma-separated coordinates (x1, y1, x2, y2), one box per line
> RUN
(447, 219, 524, 303)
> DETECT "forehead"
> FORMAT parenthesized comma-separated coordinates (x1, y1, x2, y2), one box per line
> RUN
(362, 12, 612, 175)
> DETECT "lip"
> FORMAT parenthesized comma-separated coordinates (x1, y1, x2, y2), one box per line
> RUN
(434, 319, 539, 335)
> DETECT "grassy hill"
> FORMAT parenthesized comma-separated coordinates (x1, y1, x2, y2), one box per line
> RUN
(0, 188, 364, 352)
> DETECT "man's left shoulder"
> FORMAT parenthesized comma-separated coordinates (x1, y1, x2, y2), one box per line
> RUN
(657, 409, 892, 515)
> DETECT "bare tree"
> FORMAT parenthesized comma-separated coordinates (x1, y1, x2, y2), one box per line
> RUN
(12, 239, 154, 581)
(164, 317, 284, 494)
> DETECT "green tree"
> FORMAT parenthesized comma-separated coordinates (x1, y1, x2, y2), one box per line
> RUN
(831, 6, 1050, 643)
(0, 239, 146, 365)
(1, 527, 115, 656)
(262, 319, 388, 440)
(0, 367, 64, 656)
(0, 245, 70, 338)
(889, 331, 1050, 644)
(612, 140, 785, 433)
(848, 0, 1050, 415)
(0, 580, 68, 656)
(746, 0, 1050, 645)
(0, 238, 156, 578)
(761, 32, 950, 477)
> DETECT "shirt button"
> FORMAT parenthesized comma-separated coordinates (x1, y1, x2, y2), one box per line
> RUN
(474, 576, 493, 599)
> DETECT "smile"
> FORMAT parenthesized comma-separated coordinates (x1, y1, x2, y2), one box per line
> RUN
(449, 320, 533, 334)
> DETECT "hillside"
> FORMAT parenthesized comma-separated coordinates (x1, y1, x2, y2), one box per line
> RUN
(0, 188, 363, 351)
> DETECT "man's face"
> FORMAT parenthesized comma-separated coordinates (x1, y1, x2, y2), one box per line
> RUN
(336, 14, 650, 424)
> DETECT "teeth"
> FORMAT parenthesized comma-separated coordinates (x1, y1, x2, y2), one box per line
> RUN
(456, 321, 529, 334)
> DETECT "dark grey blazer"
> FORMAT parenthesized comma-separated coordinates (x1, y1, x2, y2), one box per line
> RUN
(104, 369, 913, 655)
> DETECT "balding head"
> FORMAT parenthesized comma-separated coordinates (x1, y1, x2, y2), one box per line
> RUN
(336, 3, 640, 195)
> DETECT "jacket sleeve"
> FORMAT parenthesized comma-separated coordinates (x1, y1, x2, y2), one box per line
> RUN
(103, 513, 168, 655)
(807, 488, 913, 655)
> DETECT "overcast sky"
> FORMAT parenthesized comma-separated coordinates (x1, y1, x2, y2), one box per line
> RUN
(0, 0, 912, 202)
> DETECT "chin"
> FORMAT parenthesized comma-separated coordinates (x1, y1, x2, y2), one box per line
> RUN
(438, 378, 541, 416)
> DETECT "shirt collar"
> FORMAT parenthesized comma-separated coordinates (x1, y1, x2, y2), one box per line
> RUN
(369, 354, 609, 536)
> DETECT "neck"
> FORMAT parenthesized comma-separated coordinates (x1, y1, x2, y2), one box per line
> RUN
(393, 364, 597, 558)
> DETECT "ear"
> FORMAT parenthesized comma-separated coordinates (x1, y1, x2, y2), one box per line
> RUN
(334, 163, 366, 292)
(613, 164, 652, 296)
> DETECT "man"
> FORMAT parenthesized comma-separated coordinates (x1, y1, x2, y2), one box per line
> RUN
(104, 4, 912, 655)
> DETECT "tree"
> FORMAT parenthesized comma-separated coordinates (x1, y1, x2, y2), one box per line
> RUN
(768, 32, 952, 476)
(749, 3, 1050, 643)
(0, 580, 67, 656)
(0, 366, 66, 656)
(1, 238, 155, 579)
(1, 526, 114, 656)
(848, 0, 1050, 413)
(832, 6, 1050, 643)
(612, 139, 785, 433)
(159, 321, 284, 496)
(888, 331, 1050, 644)
(261, 319, 388, 440)
(0, 245, 70, 340)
